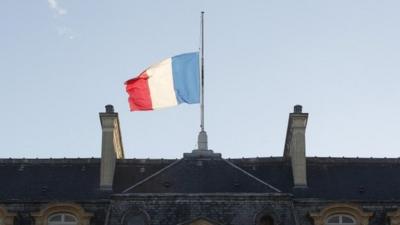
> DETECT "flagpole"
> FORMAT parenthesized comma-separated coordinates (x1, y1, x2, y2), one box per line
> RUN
(183, 12, 221, 158)
(197, 11, 208, 151)
(200, 11, 205, 132)
(185, 11, 221, 158)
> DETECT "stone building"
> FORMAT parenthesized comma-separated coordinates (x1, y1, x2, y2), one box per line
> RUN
(1, 105, 399, 225)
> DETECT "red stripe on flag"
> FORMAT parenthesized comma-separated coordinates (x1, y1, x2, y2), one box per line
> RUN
(125, 71, 153, 111)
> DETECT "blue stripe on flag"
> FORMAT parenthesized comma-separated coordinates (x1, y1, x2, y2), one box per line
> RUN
(171, 52, 200, 104)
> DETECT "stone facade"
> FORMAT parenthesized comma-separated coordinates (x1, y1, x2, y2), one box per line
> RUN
(2, 195, 399, 225)
(108, 194, 294, 225)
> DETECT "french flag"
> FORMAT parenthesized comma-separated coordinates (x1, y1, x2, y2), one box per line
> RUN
(125, 52, 200, 111)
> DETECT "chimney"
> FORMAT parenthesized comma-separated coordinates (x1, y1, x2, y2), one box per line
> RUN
(99, 105, 124, 190)
(283, 105, 308, 188)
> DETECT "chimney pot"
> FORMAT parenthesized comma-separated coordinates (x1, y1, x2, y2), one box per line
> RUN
(294, 105, 302, 113)
(105, 105, 114, 113)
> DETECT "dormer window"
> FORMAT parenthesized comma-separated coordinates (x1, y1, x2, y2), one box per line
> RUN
(32, 203, 92, 225)
(325, 214, 356, 224)
(310, 204, 372, 225)
(48, 213, 78, 225)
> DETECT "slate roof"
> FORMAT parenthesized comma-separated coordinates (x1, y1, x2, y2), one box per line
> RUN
(0, 158, 106, 201)
(1, 156, 400, 201)
(234, 157, 400, 200)
(113, 158, 176, 192)
(304, 157, 400, 200)
(0, 158, 174, 201)
(122, 158, 281, 193)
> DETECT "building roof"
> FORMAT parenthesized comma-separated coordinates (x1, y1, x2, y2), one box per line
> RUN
(235, 157, 400, 200)
(112, 158, 176, 193)
(1, 157, 400, 201)
(0, 158, 106, 201)
(123, 157, 281, 194)
(304, 157, 400, 200)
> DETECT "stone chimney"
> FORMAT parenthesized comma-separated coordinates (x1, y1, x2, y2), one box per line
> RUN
(283, 105, 308, 188)
(99, 105, 124, 190)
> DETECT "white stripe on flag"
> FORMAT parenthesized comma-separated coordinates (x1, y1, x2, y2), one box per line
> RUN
(147, 58, 178, 109)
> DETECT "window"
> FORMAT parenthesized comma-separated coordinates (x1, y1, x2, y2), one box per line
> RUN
(122, 212, 147, 225)
(310, 204, 372, 225)
(48, 213, 78, 225)
(255, 210, 278, 225)
(326, 214, 356, 225)
(32, 203, 92, 225)
(259, 215, 274, 225)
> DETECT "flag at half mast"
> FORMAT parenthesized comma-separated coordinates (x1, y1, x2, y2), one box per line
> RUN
(125, 52, 200, 111)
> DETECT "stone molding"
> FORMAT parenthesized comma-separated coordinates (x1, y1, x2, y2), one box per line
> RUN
(31, 203, 93, 225)
(0, 206, 16, 225)
(388, 209, 400, 225)
(309, 203, 373, 225)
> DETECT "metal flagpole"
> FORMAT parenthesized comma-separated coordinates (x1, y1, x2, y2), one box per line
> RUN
(197, 11, 208, 150)
(185, 11, 221, 158)
(200, 11, 205, 132)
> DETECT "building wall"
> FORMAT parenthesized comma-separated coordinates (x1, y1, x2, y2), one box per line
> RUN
(1, 202, 107, 225)
(296, 200, 398, 225)
(108, 194, 295, 225)
(1, 199, 400, 225)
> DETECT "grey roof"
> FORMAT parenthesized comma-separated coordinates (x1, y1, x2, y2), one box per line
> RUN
(235, 157, 400, 200)
(113, 158, 176, 193)
(1, 157, 400, 201)
(304, 157, 400, 200)
(123, 158, 281, 193)
(0, 158, 107, 201)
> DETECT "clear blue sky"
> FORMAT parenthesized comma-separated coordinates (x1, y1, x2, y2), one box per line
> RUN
(1, 0, 400, 159)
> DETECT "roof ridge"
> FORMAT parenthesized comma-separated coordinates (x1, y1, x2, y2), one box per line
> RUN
(121, 159, 182, 193)
(222, 159, 282, 193)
